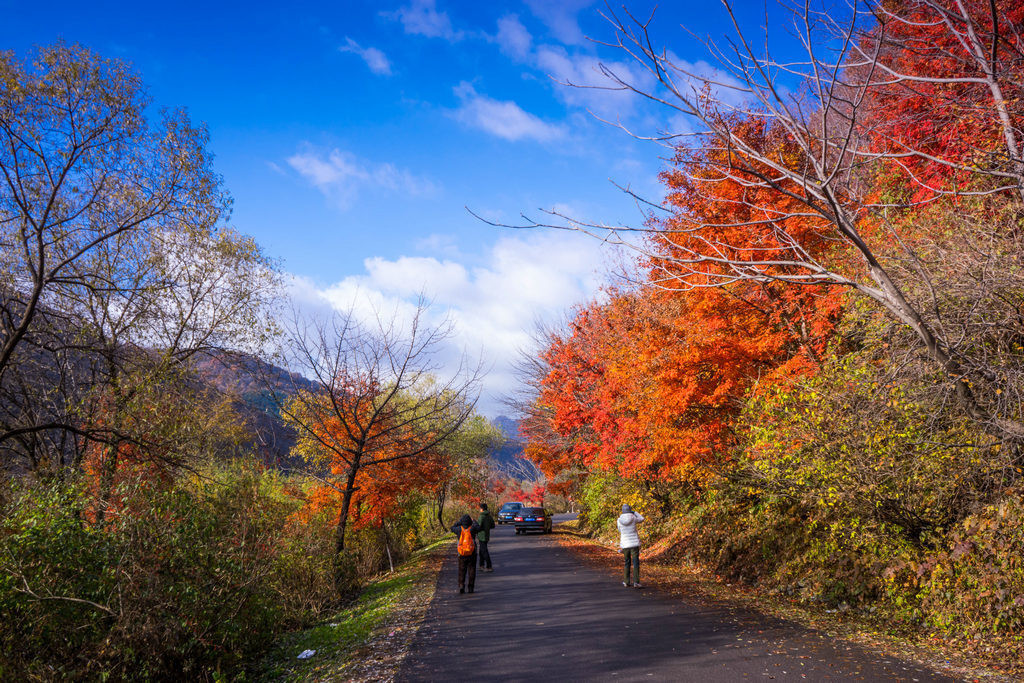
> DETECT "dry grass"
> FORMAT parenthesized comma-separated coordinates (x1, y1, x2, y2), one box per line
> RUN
(257, 539, 448, 682)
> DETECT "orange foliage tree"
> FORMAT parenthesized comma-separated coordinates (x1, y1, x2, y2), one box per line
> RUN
(523, 120, 842, 493)
(288, 380, 450, 527)
(512, 0, 1024, 446)
(526, 281, 839, 490)
(277, 304, 481, 587)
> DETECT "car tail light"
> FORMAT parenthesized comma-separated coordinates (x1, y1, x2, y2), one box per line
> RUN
(514, 517, 523, 521)
(536, 516, 545, 520)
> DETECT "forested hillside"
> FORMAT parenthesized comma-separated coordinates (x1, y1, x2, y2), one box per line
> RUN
(486, 415, 532, 473)
(190, 352, 314, 464)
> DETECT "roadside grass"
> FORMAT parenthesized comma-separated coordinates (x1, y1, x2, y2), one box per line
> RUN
(551, 519, 1015, 683)
(255, 538, 448, 682)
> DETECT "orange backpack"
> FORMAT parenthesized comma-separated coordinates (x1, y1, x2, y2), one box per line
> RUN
(457, 525, 476, 556)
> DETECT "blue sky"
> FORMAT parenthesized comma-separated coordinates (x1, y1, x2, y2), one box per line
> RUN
(3, 0, 795, 415)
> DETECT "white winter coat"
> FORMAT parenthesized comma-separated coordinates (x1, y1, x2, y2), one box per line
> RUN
(617, 512, 644, 549)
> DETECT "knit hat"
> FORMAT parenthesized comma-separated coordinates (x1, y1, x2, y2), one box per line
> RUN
(622, 504, 633, 514)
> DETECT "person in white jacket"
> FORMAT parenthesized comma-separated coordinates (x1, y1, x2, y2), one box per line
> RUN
(617, 504, 644, 588)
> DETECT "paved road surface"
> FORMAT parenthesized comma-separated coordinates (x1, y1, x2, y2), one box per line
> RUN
(398, 515, 958, 683)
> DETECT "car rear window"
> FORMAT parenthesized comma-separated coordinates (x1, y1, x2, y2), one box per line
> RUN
(523, 508, 545, 514)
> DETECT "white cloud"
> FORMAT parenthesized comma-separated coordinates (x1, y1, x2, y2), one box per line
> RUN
(524, 0, 594, 45)
(385, 0, 462, 41)
(286, 146, 439, 208)
(296, 231, 610, 416)
(453, 82, 565, 142)
(363, 256, 470, 300)
(339, 37, 392, 76)
(480, 11, 745, 138)
(494, 14, 532, 59)
(662, 52, 749, 108)
(416, 233, 462, 257)
(534, 45, 656, 119)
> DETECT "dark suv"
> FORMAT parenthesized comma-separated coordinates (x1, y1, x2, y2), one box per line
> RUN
(513, 507, 552, 534)
(497, 502, 524, 525)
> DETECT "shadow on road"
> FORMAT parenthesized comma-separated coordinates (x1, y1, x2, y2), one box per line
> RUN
(398, 514, 957, 682)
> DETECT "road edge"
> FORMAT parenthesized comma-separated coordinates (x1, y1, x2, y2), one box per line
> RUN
(550, 520, 1014, 683)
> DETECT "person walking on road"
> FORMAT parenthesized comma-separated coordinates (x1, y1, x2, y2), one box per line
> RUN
(617, 504, 644, 588)
(451, 514, 481, 594)
(477, 502, 495, 572)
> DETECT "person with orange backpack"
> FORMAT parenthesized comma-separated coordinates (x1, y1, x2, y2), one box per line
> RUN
(450, 514, 481, 594)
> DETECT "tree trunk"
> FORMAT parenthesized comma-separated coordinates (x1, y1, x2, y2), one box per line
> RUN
(95, 358, 122, 525)
(435, 482, 448, 531)
(382, 523, 394, 573)
(333, 462, 360, 591)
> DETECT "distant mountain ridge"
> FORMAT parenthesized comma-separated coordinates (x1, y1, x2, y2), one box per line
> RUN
(492, 415, 522, 441)
(487, 415, 540, 480)
(191, 352, 314, 465)
(192, 358, 536, 478)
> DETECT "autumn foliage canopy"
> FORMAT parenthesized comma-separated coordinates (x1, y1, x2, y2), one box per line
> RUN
(523, 0, 1024, 489)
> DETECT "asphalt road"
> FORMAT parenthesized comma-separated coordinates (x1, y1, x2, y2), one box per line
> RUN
(398, 514, 959, 683)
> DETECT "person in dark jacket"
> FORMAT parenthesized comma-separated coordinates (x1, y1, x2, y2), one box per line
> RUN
(476, 503, 496, 572)
(451, 514, 481, 593)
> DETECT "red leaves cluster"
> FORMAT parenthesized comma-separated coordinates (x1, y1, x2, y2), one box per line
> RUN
(526, 122, 844, 484)
(861, 0, 1024, 203)
(489, 478, 546, 506)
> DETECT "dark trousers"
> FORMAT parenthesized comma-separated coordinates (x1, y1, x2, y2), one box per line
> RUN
(478, 540, 492, 569)
(623, 546, 640, 584)
(457, 552, 477, 590)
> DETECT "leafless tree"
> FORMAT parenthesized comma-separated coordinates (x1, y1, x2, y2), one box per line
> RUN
(505, 455, 544, 483)
(504, 319, 574, 456)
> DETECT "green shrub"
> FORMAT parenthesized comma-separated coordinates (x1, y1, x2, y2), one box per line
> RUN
(921, 492, 1024, 638)
(0, 463, 337, 680)
(578, 471, 645, 531)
